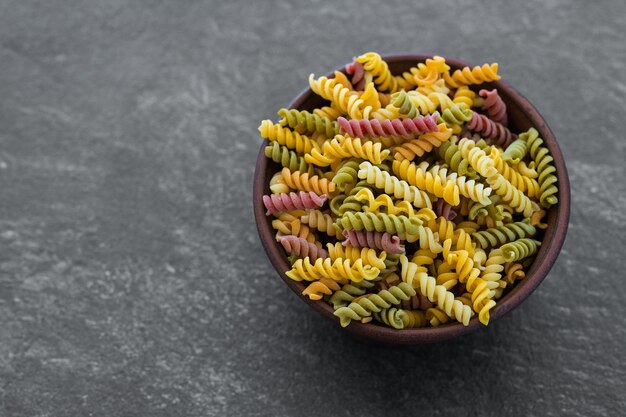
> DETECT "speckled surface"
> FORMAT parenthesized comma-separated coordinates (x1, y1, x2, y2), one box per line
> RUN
(0, 0, 624, 416)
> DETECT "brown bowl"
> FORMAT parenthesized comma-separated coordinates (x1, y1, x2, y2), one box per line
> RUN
(253, 54, 570, 344)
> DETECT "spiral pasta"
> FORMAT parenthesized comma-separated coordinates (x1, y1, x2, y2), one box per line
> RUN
(504, 262, 525, 285)
(443, 63, 500, 88)
(336, 211, 423, 238)
(392, 160, 460, 205)
(328, 280, 374, 309)
(305, 135, 390, 167)
(278, 108, 339, 137)
(300, 209, 340, 237)
(393, 123, 453, 161)
(338, 114, 440, 140)
(262, 191, 327, 215)
(354, 188, 415, 216)
(258, 119, 320, 154)
(472, 220, 537, 249)
(286, 257, 380, 283)
(326, 243, 387, 270)
(259, 54, 560, 330)
(302, 278, 342, 300)
(479, 89, 508, 126)
(280, 168, 337, 196)
(490, 148, 540, 197)
(265, 142, 318, 177)
(358, 162, 432, 209)
(342, 230, 404, 254)
(356, 52, 398, 92)
(334, 282, 416, 326)
(520, 128, 559, 208)
(276, 235, 329, 261)
(453, 86, 480, 109)
(458, 138, 498, 178)
(400, 256, 473, 325)
(467, 112, 516, 148)
(500, 238, 541, 262)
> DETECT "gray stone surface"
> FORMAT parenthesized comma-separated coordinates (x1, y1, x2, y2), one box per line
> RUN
(0, 0, 624, 415)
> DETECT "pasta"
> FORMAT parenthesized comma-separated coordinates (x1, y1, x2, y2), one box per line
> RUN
(467, 112, 516, 148)
(262, 191, 327, 215)
(479, 89, 508, 126)
(259, 120, 320, 154)
(276, 235, 329, 261)
(258, 53, 560, 330)
(520, 128, 559, 208)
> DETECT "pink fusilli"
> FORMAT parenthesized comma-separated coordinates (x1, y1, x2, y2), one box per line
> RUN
(432, 199, 457, 221)
(342, 230, 404, 253)
(263, 191, 327, 215)
(338, 114, 439, 139)
(479, 89, 508, 126)
(467, 112, 516, 148)
(345, 57, 365, 90)
(276, 236, 328, 261)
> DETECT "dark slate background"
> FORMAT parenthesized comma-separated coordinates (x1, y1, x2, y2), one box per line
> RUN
(0, 0, 624, 416)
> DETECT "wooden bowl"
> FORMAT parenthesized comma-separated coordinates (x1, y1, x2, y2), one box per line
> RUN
(253, 54, 570, 345)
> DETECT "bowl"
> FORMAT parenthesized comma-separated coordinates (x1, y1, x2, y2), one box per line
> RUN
(253, 54, 570, 344)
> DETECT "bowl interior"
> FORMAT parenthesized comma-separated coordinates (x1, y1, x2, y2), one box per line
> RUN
(253, 54, 570, 344)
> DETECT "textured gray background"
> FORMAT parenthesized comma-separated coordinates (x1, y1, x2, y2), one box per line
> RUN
(0, 0, 624, 416)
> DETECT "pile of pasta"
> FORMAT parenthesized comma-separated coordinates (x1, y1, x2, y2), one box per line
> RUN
(258, 53, 558, 329)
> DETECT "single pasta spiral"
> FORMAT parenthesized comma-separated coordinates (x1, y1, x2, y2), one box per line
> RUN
(342, 230, 404, 254)
(479, 89, 508, 126)
(338, 114, 440, 140)
(358, 162, 432, 209)
(262, 191, 327, 215)
(393, 123, 453, 161)
(302, 278, 341, 300)
(458, 138, 498, 178)
(467, 112, 516, 148)
(480, 248, 506, 290)
(334, 282, 416, 327)
(472, 220, 537, 249)
(278, 108, 339, 137)
(258, 119, 320, 154)
(443, 63, 501, 88)
(356, 52, 398, 92)
(500, 238, 541, 262)
(300, 209, 340, 237)
(305, 135, 390, 167)
(286, 257, 380, 283)
(280, 168, 336, 196)
(392, 160, 460, 206)
(520, 128, 559, 208)
(336, 211, 423, 238)
(265, 142, 319, 177)
(276, 235, 329, 261)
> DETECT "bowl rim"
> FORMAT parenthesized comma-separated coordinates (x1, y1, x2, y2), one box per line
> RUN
(253, 54, 571, 344)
